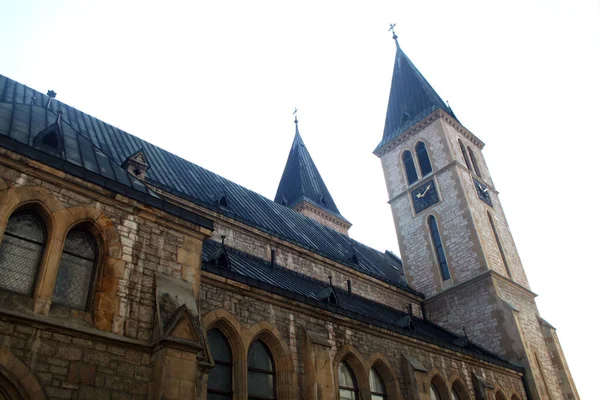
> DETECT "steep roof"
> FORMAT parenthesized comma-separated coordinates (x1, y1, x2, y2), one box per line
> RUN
(375, 38, 458, 152)
(274, 120, 346, 221)
(0, 74, 411, 292)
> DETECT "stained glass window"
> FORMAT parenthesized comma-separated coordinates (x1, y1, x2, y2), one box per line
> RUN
(338, 362, 358, 400)
(428, 216, 451, 281)
(370, 368, 386, 400)
(208, 329, 233, 400)
(52, 230, 97, 310)
(416, 142, 432, 176)
(467, 146, 482, 178)
(248, 340, 275, 400)
(403, 151, 418, 185)
(458, 140, 472, 171)
(0, 211, 46, 295)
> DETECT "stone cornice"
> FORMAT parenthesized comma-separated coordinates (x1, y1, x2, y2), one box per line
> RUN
(374, 109, 485, 158)
(293, 200, 352, 230)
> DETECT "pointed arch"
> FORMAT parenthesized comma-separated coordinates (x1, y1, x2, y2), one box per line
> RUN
(457, 140, 472, 172)
(494, 389, 508, 400)
(510, 394, 521, 400)
(333, 345, 369, 400)
(367, 353, 403, 400)
(448, 374, 471, 400)
(467, 147, 482, 178)
(415, 141, 432, 176)
(402, 151, 418, 185)
(0, 346, 47, 400)
(245, 321, 296, 400)
(427, 369, 450, 400)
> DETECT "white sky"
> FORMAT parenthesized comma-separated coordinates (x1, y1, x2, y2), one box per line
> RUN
(2, 0, 598, 397)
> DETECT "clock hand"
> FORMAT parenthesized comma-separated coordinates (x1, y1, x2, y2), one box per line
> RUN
(421, 185, 431, 196)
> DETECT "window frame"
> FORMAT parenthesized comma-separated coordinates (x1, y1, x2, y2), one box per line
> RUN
(338, 361, 359, 400)
(369, 367, 387, 400)
(207, 328, 234, 400)
(415, 141, 433, 177)
(247, 340, 277, 400)
(402, 150, 419, 186)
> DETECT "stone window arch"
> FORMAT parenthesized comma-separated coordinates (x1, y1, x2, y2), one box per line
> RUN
(429, 375, 449, 400)
(369, 367, 386, 400)
(367, 354, 401, 400)
(52, 226, 99, 311)
(458, 140, 472, 171)
(467, 147, 482, 178)
(450, 378, 470, 400)
(415, 141, 432, 176)
(402, 151, 418, 185)
(0, 209, 46, 296)
(248, 339, 276, 400)
(494, 390, 507, 400)
(207, 328, 234, 400)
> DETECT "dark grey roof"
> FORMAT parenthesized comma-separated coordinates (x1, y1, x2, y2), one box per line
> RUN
(375, 39, 458, 152)
(0, 74, 412, 292)
(274, 121, 347, 222)
(202, 240, 520, 372)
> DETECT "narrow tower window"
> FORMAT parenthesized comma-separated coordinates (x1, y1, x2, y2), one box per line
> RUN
(415, 141, 432, 176)
(402, 151, 418, 185)
(458, 140, 472, 171)
(428, 216, 451, 281)
(487, 212, 512, 279)
(467, 146, 482, 177)
(207, 329, 233, 400)
(0, 211, 46, 295)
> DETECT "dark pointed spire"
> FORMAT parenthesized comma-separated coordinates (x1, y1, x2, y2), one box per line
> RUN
(375, 32, 458, 152)
(274, 117, 343, 218)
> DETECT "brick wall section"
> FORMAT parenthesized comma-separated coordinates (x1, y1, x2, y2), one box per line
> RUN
(0, 319, 151, 400)
(293, 201, 350, 236)
(200, 279, 526, 400)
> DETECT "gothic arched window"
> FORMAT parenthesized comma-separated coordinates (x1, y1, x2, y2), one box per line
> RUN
(338, 361, 358, 400)
(416, 141, 432, 176)
(451, 380, 469, 400)
(52, 229, 97, 310)
(248, 340, 276, 400)
(488, 212, 512, 279)
(495, 391, 508, 400)
(0, 211, 46, 295)
(430, 383, 443, 400)
(369, 368, 387, 400)
(428, 216, 451, 281)
(207, 329, 233, 400)
(458, 140, 472, 171)
(467, 146, 482, 177)
(402, 151, 418, 185)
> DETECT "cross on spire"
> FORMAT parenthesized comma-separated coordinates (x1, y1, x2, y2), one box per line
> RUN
(293, 107, 298, 124)
(388, 23, 398, 40)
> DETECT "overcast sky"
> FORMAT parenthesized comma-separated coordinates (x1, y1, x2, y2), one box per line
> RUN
(2, 0, 598, 397)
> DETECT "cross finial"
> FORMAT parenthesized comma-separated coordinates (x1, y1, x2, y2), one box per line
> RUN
(293, 107, 298, 124)
(388, 23, 397, 40)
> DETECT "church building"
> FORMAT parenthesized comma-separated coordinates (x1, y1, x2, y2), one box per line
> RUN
(0, 32, 578, 399)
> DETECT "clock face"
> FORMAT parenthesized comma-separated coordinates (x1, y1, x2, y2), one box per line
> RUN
(473, 178, 492, 207)
(411, 180, 439, 214)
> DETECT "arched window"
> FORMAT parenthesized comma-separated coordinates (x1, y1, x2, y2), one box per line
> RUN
(0, 211, 46, 295)
(369, 368, 387, 400)
(451, 387, 460, 400)
(248, 340, 276, 400)
(495, 391, 508, 400)
(451, 380, 468, 400)
(430, 383, 443, 400)
(416, 141, 432, 176)
(338, 361, 358, 400)
(52, 229, 97, 310)
(207, 329, 233, 400)
(458, 140, 472, 171)
(467, 147, 482, 177)
(488, 212, 512, 279)
(402, 151, 418, 185)
(428, 216, 450, 281)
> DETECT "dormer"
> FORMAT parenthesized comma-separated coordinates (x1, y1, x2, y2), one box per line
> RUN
(121, 149, 150, 180)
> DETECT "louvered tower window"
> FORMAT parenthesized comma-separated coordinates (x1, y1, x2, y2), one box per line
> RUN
(248, 341, 276, 400)
(458, 140, 472, 171)
(415, 141, 432, 176)
(467, 146, 482, 177)
(338, 361, 359, 400)
(402, 151, 418, 185)
(369, 368, 387, 400)
(52, 229, 97, 310)
(0, 211, 46, 295)
(207, 329, 233, 400)
(428, 216, 450, 281)
(487, 212, 512, 279)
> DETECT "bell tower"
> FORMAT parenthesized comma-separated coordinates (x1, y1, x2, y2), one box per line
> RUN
(374, 29, 579, 400)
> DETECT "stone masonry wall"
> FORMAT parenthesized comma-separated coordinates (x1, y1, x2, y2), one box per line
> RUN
(201, 277, 526, 400)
